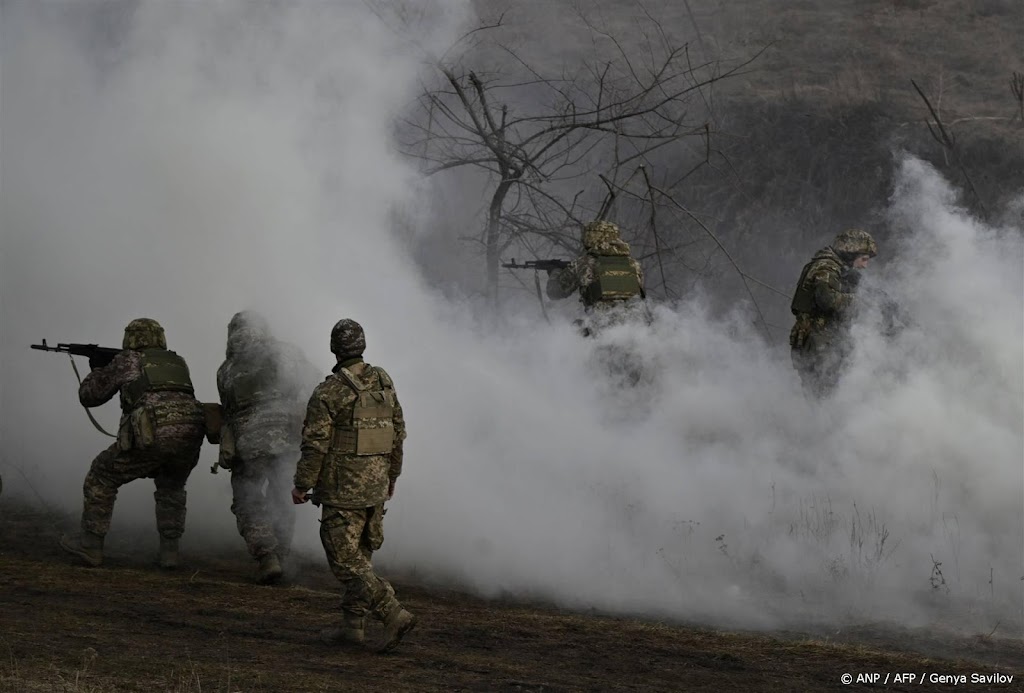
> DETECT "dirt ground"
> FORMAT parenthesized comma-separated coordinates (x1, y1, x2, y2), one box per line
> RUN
(1, 499, 1021, 692)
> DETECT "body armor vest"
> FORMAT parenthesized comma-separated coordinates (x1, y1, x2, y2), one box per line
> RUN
(227, 358, 283, 412)
(120, 349, 195, 410)
(791, 254, 843, 316)
(331, 366, 396, 456)
(582, 254, 643, 305)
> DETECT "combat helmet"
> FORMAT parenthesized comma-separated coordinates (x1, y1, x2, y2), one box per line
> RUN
(832, 228, 878, 260)
(226, 310, 270, 357)
(123, 318, 166, 350)
(330, 319, 366, 358)
(582, 220, 621, 250)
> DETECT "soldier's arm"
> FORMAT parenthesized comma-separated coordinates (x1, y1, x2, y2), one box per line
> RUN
(811, 268, 854, 314)
(293, 384, 332, 491)
(545, 259, 581, 300)
(389, 390, 406, 483)
(78, 350, 136, 408)
(215, 362, 230, 409)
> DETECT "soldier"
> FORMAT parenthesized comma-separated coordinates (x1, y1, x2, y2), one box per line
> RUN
(60, 318, 206, 568)
(546, 220, 646, 335)
(789, 228, 878, 397)
(291, 319, 415, 653)
(217, 310, 317, 584)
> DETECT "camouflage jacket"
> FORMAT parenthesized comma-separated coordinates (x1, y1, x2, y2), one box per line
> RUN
(217, 340, 317, 461)
(79, 349, 205, 441)
(789, 246, 857, 351)
(546, 239, 645, 309)
(294, 359, 406, 509)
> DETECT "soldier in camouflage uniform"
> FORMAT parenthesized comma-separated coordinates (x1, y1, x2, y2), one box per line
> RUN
(789, 228, 878, 397)
(60, 318, 206, 568)
(546, 220, 646, 335)
(292, 319, 415, 653)
(217, 310, 318, 584)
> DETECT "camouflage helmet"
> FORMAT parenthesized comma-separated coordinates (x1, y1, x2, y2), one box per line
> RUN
(832, 228, 878, 259)
(582, 220, 621, 250)
(123, 318, 166, 350)
(330, 318, 366, 357)
(226, 310, 270, 357)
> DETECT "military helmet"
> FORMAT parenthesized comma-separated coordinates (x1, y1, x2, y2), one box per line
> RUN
(123, 318, 166, 350)
(226, 310, 270, 357)
(582, 220, 621, 250)
(330, 319, 366, 357)
(832, 228, 878, 259)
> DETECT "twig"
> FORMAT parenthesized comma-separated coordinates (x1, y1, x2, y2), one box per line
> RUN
(911, 78, 989, 218)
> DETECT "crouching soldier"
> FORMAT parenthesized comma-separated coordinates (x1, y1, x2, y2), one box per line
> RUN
(61, 318, 205, 568)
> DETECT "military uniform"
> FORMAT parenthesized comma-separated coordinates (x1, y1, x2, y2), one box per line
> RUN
(61, 319, 205, 568)
(217, 311, 316, 583)
(546, 221, 646, 334)
(293, 319, 416, 652)
(790, 229, 878, 397)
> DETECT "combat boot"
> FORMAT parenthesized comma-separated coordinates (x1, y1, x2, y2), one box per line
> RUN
(158, 536, 179, 569)
(256, 553, 283, 585)
(320, 614, 365, 646)
(59, 532, 104, 567)
(377, 605, 416, 653)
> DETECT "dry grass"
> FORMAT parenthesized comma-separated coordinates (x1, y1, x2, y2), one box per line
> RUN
(1, 499, 1022, 692)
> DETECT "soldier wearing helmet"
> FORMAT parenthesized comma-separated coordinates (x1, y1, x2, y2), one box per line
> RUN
(292, 319, 416, 652)
(60, 318, 206, 568)
(789, 229, 878, 397)
(545, 220, 646, 334)
(216, 310, 318, 584)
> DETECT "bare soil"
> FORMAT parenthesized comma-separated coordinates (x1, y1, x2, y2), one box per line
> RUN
(1, 499, 1021, 692)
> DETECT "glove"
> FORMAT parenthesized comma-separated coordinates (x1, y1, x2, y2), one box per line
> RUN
(88, 355, 106, 371)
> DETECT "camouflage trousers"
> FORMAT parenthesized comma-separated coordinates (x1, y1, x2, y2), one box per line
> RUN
(81, 438, 202, 539)
(791, 344, 845, 399)
(319, 504, 399, 621)
(230, 455, 296, 560)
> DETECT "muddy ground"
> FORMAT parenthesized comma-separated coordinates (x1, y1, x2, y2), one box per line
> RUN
(0, 499, 1021, 692)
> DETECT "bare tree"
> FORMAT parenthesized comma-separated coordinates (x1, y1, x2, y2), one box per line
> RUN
(402, 9, 764, 305)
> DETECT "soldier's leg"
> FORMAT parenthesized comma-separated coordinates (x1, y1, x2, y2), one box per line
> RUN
(229, 458, 279, 559)
(63, 443, 148, 565)
(266, 455, 296, 558)
(81, 444, 146, 537)
(320, 508, 396, 616)
(361, 505, 416, 652)
(152, 440, 201, 540)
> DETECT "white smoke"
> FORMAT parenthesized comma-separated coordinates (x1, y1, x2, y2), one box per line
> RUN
(1, 1, 1021, 638)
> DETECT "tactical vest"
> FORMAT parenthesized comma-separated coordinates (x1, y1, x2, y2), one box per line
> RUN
(227, 358, 283, 411)
(582, 254, 643, 305)
(791, 257, 842, 316)
(331, 366, 396, 456)
(120, 349, 195, 410)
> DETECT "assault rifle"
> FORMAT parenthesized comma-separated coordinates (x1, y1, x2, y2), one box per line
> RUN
(501, 258, 569, 272)
(31, 339, 121, 369)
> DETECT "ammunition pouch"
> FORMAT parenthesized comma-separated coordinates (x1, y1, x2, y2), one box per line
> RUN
(118, 407, 156, 451)
(218, 424, 238, 470)
(790, 315, 811, 349)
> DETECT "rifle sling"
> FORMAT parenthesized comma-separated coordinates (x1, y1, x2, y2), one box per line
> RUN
(68, 355, 117, 438)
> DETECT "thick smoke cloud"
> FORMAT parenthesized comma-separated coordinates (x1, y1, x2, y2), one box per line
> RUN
(1, 1, 1020, 637)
